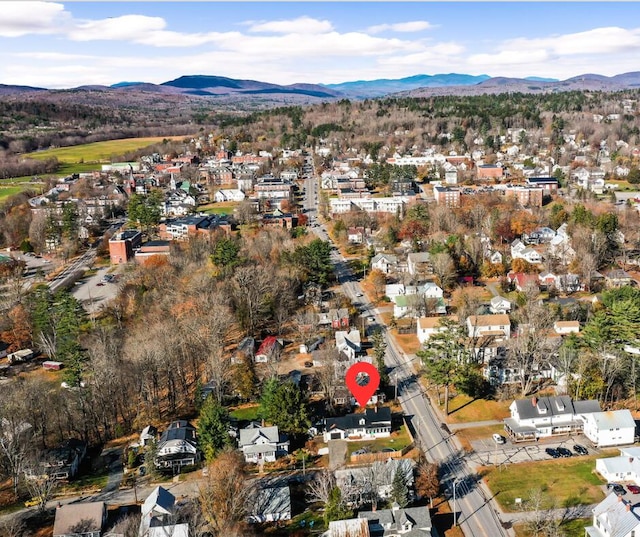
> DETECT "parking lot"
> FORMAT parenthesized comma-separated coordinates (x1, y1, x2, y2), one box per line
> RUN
(467, 435, 602, 467)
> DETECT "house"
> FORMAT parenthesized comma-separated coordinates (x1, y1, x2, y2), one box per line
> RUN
(238, 425, 289, 463)
(523, 226, 556, 244)
(595, 446, 640, 483)
(140, 425, 157, 447)
(329, 308, 350, 329)
(371, 254, 398, 274)
(232, 336, 255, 364)
(604, 269, 634, 288)
(247, 484, 292, 523)
(336, 459, 415, 506)
(510, 240, 542, 264)
(214, 189, 245, 202)
(358, 504, 437, 537)
(327, 519, 371, 537)
(335, 330, 362, 361)
(255, 336, 282, 363)
(582, 410, 636, 447)
(504, 396, 601, 442)
(548, 224, 575, 264)
(416, 316, 458, 345)
(466, 314, 510, 340)
(507, 272, 540, 292)
(322, 407, 392, 442)
(554, 321, 580, 335)
(585, 492, 640, 537)
(155, 420, 199, 471)
(348, 227, 367, 244)
(489, 296, 511, 314)
(53, 502, 107, 537)
(139, 486, 189, 537)
(108, 230, 143, 264)
(27, 439, 87, 481)
(407, 252, 432, 276)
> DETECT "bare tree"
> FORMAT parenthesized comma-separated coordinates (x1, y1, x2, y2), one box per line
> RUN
(0, 514, 25, 537)
(431, 252, 456, 290)
(314, 346, 340, 412)
(306, 468, 336, 506)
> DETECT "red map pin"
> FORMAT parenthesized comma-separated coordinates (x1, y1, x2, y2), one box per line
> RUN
(345, 362, 380, 407)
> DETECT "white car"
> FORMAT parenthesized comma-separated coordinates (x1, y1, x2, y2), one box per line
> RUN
(492, 433, 506, 445)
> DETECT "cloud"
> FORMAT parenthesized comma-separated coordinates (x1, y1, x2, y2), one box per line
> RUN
(247, 16, 333, 34)
(0, 1, 70, 37)
(68, 14, 167, 41)
(368, 21, 434, 34)
(468, 49, 550, 67)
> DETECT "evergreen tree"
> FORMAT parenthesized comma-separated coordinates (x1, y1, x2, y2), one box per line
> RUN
(324, 486, 352, 526)
(390, 467, 410, 508)
(198, 396, 232, 462)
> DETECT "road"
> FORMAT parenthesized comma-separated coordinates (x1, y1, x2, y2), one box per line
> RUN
(318, 214, 510, 536)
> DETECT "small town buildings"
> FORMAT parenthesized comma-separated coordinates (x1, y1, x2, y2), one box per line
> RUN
(238, 425, 289, 463)
(433, 185, 461, 208)
(489, 296, 511, 314)
(335, 459, 415, 506)
(582, 409, 636, 447)
(416, 316, 458, 345)
(53, 501, 107, 537)
(335, 330, 362, 361)
(554, 320, 580, 335)
(371, 253, 398, 274)
(585, 492, 640, 537)
(247, 484, 292, 523)
(322, 407, 392, 442)
(407, 252, 432, 276)
(25, 438, 87, 481)
(595, 446, 640, 483)
(109, 230, 143, 264)
(504, 396, 601, 442)
(140, 425, 157, 447)
(134, 240, 171, 264)
(255, 336, 282, 363)
(358, 504, 437, 537)
(466, 314, 511, 340)
(155, 421, 199, 471)
(139, 486, 189, 537)
(329, 308, 350, 329)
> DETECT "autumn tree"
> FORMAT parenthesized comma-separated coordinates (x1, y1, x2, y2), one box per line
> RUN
(198, 450, 251, 537)
(415, 459, 440, 507)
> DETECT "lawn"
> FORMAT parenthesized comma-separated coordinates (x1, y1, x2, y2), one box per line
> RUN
(481, 455, 607, 512)
(199, 202, 236, 215)
(25, 136, 185, 164)
(514, 518, 591, 537)
(444, 394, 511, 424)
(230, 404, 260, 422)
(0, 185, 30, 202)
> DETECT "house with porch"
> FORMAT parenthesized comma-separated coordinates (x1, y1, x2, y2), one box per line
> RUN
(322, 407, 392, 442)
(238, 425, 289, 464)
(155, 421, 199, 471)
(371, 253, 398, 274)
(504, 396, 601, 442)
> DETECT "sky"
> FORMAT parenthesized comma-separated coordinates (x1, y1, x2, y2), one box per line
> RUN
(2, 1, 640, 89)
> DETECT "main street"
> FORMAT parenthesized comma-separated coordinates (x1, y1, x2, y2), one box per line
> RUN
(312, 200, 510, 536)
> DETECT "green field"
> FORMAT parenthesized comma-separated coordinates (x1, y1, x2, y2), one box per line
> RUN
(482, 455, 608, 512)
(0, 185, 32, 202)
(25, 136, 186, 164)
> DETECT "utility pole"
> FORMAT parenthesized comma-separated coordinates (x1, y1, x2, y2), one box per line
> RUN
(453, 477, 460, 526)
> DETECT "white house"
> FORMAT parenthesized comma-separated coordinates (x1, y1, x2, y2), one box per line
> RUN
(585, 492, 640, 537)
(371, 254, 398, 274)
(504, 396, 601, 442)
(595, 447, 640, 483)
(155, 421, 199, 471)
(489, 296, 511, 314)
(139, 486, 189, 537)
(335, 330, 362, 361)
(554, 320, 580, 335)
(214, 189, 245, 202)
(417, 316, 458, 345)
(322, 407, 391, 442)
(466, 314, 511, 340)
(419, 282, 444, 299)
(238, 425, 289, 463)
(582, 409, 636, 448)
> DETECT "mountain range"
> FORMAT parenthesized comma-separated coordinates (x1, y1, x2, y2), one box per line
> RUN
(2, 72, 640, 102)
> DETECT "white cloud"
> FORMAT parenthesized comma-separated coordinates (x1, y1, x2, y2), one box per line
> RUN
(0, 1, 70, 37)
(468, 49, 550, 67)
(247, 16, 333, 34)
(68, 14, 167, 42)
(368, 21, 434, 34)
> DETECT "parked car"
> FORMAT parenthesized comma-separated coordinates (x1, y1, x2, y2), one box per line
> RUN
(557, 447, 572, 458)
(24, 496, 43, 508)
(627, 484, 640, 494)
(573, 444, 588, 455)
(545, 447, 561, 458)
(607, 483, 626, 496)
(492, 433, 506, 445)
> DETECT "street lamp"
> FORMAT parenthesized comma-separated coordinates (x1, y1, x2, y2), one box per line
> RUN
(453, 477, 460, 527)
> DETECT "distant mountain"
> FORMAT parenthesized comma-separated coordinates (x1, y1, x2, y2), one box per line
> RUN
(524, 76, 559, 82)
(0, 83, 46, 95)
(323, 73, 491, 98)
(111, 81, 146, 88)
(161, 75, 342, 99)
(400, 71, 640, 98)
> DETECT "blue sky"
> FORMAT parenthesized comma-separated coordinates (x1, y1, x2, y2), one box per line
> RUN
(2, 2, 640, 88)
